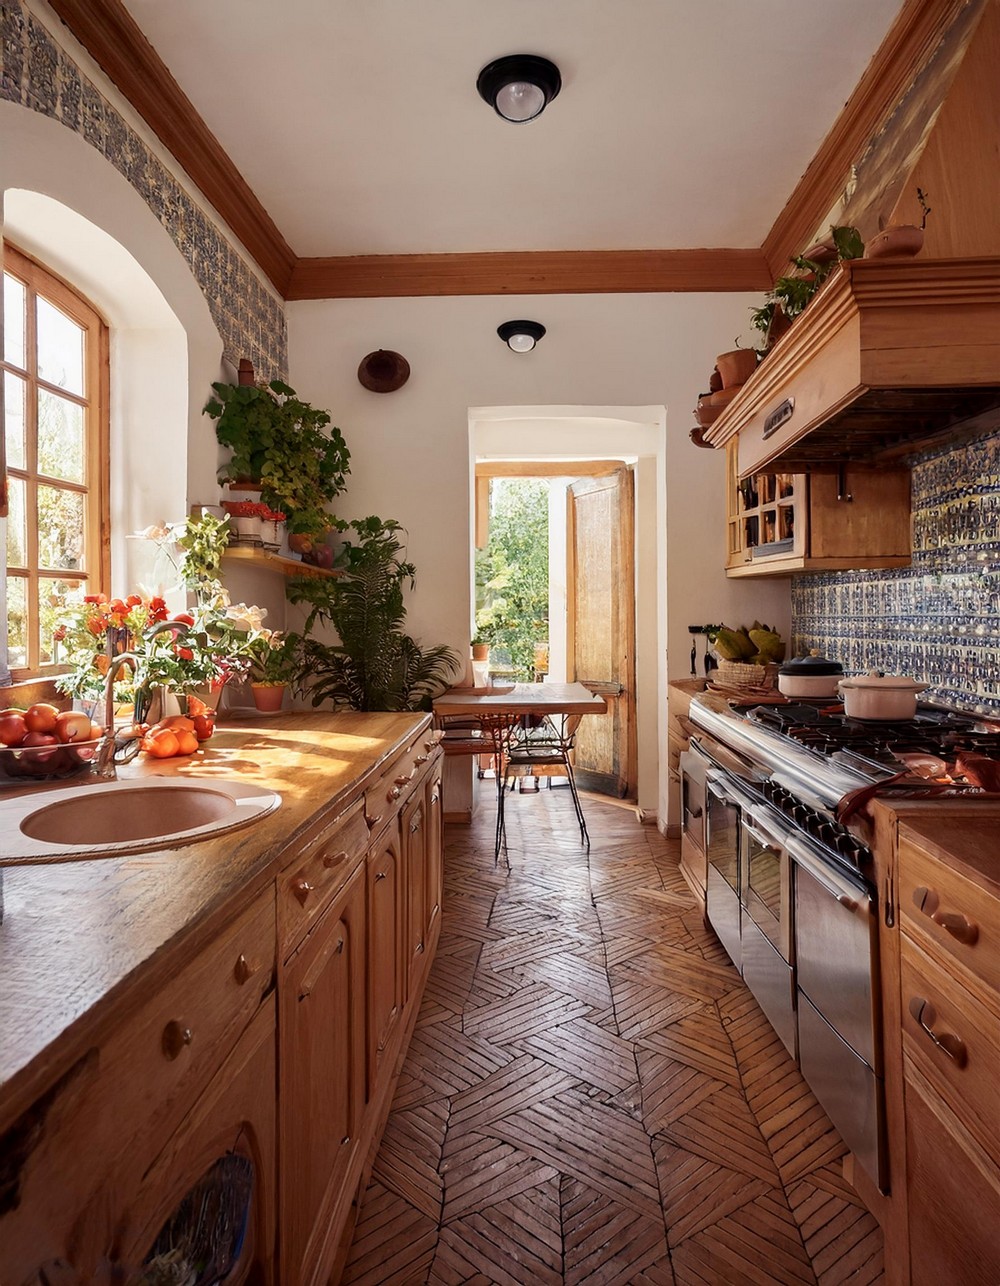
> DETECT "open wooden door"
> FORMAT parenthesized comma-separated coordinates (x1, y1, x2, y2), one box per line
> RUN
(567, 467, 636, 798)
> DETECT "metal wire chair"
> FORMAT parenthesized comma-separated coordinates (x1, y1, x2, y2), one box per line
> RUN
(501, 713, 590, 851)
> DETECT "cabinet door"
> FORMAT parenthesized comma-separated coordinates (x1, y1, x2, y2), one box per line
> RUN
(425, 769, 443, 941)
(403, 790, 428, 996)
(280, 863, 365, 1285)
(367, 827, 404, 1096)
(905, 1061, 1000, 1286)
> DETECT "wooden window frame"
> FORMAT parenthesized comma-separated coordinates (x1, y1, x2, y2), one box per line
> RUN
(3, 242, 110, 680)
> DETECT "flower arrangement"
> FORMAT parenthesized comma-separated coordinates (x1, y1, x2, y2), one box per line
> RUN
(222, 500, 270, 519)
(52, 513, 274, 714)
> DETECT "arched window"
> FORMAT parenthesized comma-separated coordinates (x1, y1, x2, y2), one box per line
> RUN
(3, 243, 109, 679)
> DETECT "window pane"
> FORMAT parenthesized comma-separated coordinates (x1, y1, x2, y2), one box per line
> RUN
(38, 483, 85, 571)
(3, 272, 26, 369)
(38, 388, 85, 482)
(38, 578, 80, 665)
(6, 577, 27, 668)
(36, 296, 85, 395)
(4, 371, 26, 469)
(5, 476, 26, 567)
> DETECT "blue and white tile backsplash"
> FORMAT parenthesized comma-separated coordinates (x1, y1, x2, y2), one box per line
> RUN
(793, 424, 1000, 714)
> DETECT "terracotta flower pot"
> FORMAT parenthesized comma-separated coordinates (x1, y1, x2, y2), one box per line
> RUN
(864, 225, 924, 259)
(251, 684, 286, 713)
(471, 644, 490, 662)
(715, 348, 758, 389)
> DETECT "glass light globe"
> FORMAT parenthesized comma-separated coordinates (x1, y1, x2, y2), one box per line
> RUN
(506, 331, 537, 352)
(495, 80, 546, 122)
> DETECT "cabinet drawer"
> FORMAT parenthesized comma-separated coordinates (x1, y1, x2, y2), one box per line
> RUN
(101, 890, 276, 1143)
(278, 797, 369, 957)
(900, 936, 1000, 1163)
(363, 733, 437, 832)
(898, 838, 1000, 996)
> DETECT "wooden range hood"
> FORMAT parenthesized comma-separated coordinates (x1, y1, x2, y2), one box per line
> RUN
(704, 257, 1000, 476)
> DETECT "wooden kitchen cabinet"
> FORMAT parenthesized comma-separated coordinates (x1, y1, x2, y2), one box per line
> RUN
(0, 891, 277, 1284)
(871, 811, 1000, 1286)
(724, 439, 911, 577)
(0, 714, 445, 1286)
(280, 863, 366, 1285)
(366, 824, 405, 1096)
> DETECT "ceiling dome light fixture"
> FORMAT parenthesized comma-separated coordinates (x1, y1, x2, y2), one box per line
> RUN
(498, 320, 546, 352)
(477, 55, 561, 123)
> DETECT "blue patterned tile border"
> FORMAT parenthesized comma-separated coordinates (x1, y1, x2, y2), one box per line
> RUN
(792, 422, 1000, 714)
(1, 0, 287, 380)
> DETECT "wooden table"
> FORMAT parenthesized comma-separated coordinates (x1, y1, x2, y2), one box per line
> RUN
(433, 681, 607, 719)
(434, 683, 607, 858)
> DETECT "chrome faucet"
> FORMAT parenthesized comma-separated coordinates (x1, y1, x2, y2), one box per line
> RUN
(93, 619, 191, 780)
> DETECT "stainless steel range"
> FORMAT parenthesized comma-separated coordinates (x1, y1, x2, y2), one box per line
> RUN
(685, 691, 1000, 1193)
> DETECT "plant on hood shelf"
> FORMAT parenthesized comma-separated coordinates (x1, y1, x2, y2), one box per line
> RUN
(203, 374, 351, 540)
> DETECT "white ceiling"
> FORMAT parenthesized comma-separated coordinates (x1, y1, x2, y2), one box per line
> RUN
(122, 0, 904, 259)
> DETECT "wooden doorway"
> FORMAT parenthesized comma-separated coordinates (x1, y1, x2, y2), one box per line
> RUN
(474, 460, 637, 800)
(567, 467, 636, 799)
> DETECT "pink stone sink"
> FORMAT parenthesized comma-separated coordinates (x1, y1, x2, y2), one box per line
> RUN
(0, 778, 281, 863)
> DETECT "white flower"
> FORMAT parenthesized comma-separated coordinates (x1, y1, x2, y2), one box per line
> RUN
(225, 602, 268, 631)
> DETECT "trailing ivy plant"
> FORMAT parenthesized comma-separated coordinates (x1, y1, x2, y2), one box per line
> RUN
(203, 379, 350, 538)
(750, 225, 864, 351)
(286, 516, 461, 712)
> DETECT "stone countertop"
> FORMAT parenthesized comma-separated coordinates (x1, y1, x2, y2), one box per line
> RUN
(0, 709, 432, 1122)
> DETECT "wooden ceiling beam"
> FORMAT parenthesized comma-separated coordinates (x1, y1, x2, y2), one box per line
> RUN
(46, 0, 297, 297)
(286, 248, 772, 300)
(762, 0, 981, 278)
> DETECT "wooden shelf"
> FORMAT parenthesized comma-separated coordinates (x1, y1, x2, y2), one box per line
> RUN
(221, 546, 340, 579)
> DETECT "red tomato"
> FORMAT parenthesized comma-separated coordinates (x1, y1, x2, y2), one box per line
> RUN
(24, 703, 60, 734)
(54, 710, 94, 743)
(0, 712, 28, 746)
(192, 714, 215, 742)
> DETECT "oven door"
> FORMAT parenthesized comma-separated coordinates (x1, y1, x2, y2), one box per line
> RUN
(788, 833, 886, 1191)
(704, 768, 742, 970)
(739, 804, 797, 1058)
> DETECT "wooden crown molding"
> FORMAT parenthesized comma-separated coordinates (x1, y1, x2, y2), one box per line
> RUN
(42, 0, 980, 301)
(762, 0, 982, 278)
(45, 0, 296, 296)
(286, 249, 772, 300)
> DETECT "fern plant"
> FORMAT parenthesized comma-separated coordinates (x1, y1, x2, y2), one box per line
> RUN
(286, 517, 461, 712)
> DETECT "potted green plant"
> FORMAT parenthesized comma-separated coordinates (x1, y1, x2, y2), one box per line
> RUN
(203, 379, 351, 539)
(750, 225, 864, 353)
(286, 516, 461, 712)
(243, 630, 299, 712)
(471, 634, 490, 662)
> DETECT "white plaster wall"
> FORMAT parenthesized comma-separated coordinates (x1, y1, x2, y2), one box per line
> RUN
(287, 293, 792, 825)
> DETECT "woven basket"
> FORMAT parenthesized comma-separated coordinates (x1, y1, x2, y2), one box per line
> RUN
(713, 660, 777, 690)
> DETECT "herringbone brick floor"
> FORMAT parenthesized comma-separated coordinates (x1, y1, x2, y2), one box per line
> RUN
(343, 786, 884, 1285)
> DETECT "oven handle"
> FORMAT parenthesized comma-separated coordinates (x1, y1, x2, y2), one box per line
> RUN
(706, 770, 759, 814)
(786, 833, 867, 911)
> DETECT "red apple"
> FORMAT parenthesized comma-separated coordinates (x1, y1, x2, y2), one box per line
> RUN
(54, 710, 94, 743)
(0, 712, 28, 747)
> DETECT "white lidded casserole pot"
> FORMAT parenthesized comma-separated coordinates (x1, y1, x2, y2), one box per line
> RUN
(777, 651, 844, 698)
(838, 671, 929, 720)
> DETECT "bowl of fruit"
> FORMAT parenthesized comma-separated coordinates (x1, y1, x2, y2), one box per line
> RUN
(0, 703, 105, 781)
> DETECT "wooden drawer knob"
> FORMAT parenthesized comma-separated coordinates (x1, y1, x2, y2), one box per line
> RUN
(387, 786, 401, 801)
(365, 812, 383, 829)
(430, 791, 440, 805)
(375, 870, 387, 882)
(292, 878, 315, 904)
(414, 754, 429, 765)
(162, 1019, 193, 1061)
(394, 774, 412, 786)
(322, 849, 348, 869)
(233, 953, 256, 985)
